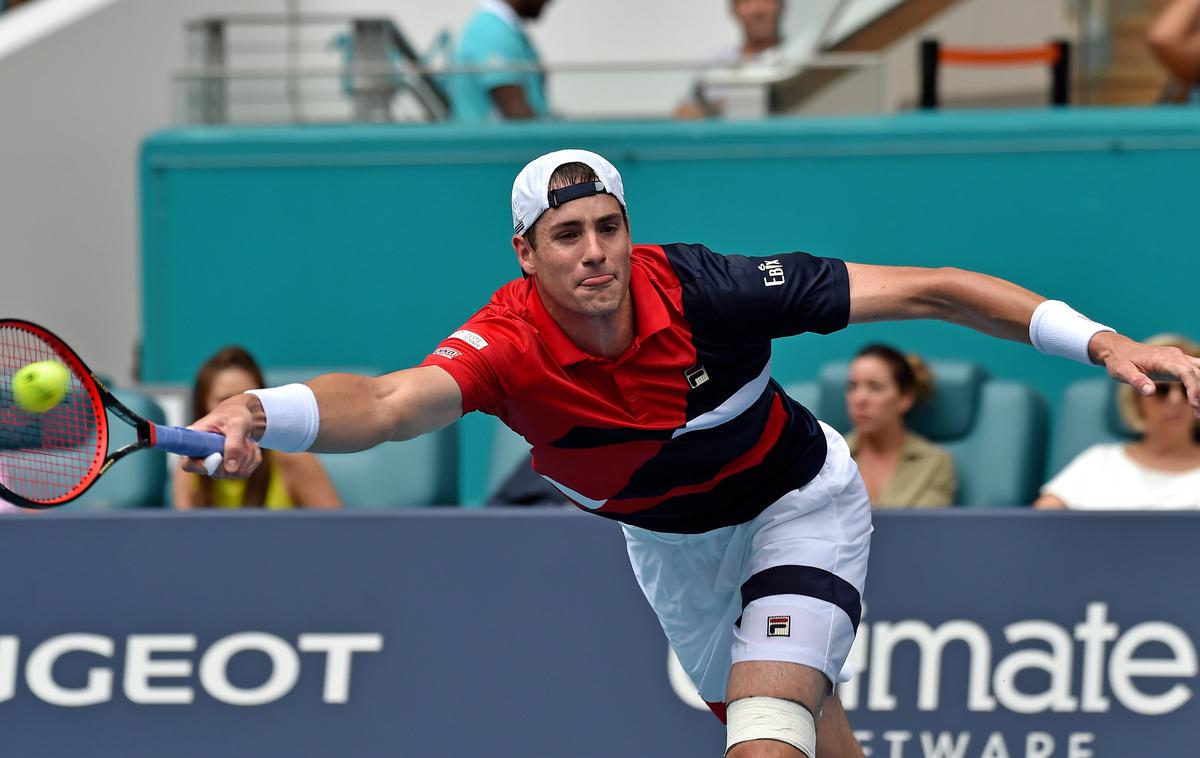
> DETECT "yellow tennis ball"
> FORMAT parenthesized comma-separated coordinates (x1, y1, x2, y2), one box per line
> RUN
(12, 360, 69, 414)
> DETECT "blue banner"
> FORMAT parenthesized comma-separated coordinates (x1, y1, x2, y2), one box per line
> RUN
(0, 510, 1194, 757)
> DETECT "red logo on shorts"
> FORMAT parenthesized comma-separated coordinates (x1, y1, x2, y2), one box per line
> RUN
(767, 616, 791, 637)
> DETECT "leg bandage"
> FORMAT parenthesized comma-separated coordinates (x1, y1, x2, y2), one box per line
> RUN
(725, 696, 817, 757)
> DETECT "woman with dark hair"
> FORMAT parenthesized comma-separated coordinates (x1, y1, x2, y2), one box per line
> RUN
(172, 346, 341, 510)
(844, 344, 957, 507)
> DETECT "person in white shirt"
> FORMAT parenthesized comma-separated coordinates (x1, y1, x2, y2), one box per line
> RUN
(1036, 334, 1200, 509)
(676, 0, 784, 119)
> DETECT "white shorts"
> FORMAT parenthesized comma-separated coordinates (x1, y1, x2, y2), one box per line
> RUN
(622, 421, 872, 704)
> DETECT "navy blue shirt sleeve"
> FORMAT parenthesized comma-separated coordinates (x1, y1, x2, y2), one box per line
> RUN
(661, 243, 851, 341)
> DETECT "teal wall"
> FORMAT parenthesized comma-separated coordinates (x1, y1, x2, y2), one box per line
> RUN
(141, 108, 1200, 503)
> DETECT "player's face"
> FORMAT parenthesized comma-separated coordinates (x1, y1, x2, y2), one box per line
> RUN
(515, 193, 632, 321)
(205, 368, 259, 415)
(846, 356, 914, 435)
(1136, 381, 1197, 439)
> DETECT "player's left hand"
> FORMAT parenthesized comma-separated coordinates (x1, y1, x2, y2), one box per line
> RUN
(1089, 332, 1200, 418)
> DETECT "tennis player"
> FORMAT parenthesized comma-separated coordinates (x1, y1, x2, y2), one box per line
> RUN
(186, 150, 1200, 758)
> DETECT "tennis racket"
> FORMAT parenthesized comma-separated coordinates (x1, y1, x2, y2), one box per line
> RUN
(0, 319, 226, 509)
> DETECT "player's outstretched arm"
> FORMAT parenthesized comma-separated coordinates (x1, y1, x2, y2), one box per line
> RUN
(305, 366, 462, 451)
(182, 365, 463, 477)
(844, 262, 1200, 417)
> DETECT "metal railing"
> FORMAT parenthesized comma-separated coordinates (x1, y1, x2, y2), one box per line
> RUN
(181, 14, 451, 125)
(175, 13, 887, 125)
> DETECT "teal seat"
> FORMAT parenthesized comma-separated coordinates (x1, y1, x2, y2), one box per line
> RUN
(780, 381, 819, 414)
(263, 367, 457, 508)
(312, 432, 458, 507)
(1047, 379, 1136, 477)
(813, 360, 1048, 507)
(484, 421, 533, 500)
(69, 389, 169, 510)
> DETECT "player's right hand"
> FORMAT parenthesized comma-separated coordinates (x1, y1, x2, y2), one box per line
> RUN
(180, 394, 264, 479)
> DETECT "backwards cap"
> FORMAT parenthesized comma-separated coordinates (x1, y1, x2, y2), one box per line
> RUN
(511, 149, 626, 236)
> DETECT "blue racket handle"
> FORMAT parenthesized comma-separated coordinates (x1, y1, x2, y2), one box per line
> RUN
(151, 425, 226, 458)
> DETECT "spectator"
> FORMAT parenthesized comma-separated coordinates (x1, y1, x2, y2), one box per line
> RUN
(676, 0, 784, 119)
(173, 347, 340, 510)
(844, 344, 957, 507)
(1147, 0, 1200, 104)
(450, 0, 552, 122)
(1037, 335, 1200, 509)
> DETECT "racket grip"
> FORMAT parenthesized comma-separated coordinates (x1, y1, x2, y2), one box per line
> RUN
(151, 425, 226, 458)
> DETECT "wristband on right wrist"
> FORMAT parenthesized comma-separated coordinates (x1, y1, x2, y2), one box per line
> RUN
(244, 384, 320, 452)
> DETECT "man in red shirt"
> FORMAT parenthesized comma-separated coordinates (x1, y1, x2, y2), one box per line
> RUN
(188, 150, 1200, 757)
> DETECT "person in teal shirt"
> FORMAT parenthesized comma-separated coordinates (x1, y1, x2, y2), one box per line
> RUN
(450, 0, 552, 122)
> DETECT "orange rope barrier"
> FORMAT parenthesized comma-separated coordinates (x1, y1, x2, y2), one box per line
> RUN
(939, 46, 1061, 67)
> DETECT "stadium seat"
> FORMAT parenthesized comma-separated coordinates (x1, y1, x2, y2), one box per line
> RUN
(811, 361, 1048, 507)
(310, 432, 458, 507)
(484, 421, 533, 502)
(781, 381, 819, 414)
(264, 367, 458, 508)
(69, 389, 169, 510)
(1046, 378, 1137, 477)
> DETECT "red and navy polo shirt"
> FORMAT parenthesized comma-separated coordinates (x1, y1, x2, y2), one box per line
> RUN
(421, 243, 850, 534)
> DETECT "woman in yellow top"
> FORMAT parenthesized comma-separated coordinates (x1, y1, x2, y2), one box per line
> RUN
(172, 347, 341, 510)
(844, 344, 957, 507)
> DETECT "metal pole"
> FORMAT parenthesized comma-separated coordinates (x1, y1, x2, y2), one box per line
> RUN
(350, 19, 393, 122)
(285, 0, 303, 122)
(919, 38, 939, 110)
(199, 20, 227, 124)
(1051, 39, 1071, 106)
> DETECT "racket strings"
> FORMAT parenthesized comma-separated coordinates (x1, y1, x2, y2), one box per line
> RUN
(0, 325, 103, 503)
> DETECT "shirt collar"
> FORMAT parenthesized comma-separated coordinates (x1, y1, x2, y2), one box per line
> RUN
(526, 261, 672, 367)
(479, 0, 522, 31)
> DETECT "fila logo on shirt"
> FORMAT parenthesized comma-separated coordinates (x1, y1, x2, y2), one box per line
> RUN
(684, 365, 709, 389)
(758, 259, 786, 288)
(767, 616, 791, 637)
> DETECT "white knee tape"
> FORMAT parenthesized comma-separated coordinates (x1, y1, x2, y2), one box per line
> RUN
(726, 696, 817, 757)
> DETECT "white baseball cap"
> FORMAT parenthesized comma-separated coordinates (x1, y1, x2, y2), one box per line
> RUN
(511, 149, 627, 236)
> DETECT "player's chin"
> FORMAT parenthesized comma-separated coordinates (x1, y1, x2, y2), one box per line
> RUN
(577, 292, 623, 316)
(573, 287, 620, 310)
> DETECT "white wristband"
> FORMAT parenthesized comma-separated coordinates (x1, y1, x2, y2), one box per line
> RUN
(245, 384, 320, 452)
(1029, 300, 1114, 366)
